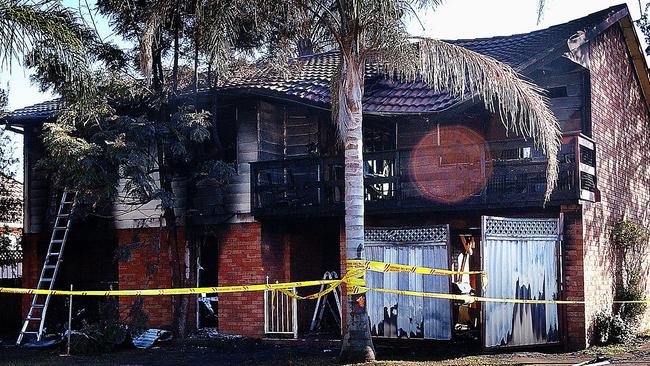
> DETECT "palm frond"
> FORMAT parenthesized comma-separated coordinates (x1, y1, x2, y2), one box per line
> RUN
(138, 0, 174, 81)
(537, 0, 546, 25)
(0, 2, 86, 73)
(375, 35, 562, 201)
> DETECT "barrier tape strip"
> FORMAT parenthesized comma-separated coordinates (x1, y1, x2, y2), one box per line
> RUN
(5, 259, 650, 304)
(0, 279, 340, 296)
(277, 282, 341, 300)
(347, 259, 485, 276)
(349, 286, 587, 304)
(346, 259, 488, 289)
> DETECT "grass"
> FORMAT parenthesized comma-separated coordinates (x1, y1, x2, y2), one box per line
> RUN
(581, 333, 650, 356)
(359, 357, 521, 365)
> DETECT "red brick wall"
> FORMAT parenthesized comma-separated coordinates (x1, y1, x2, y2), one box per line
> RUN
(561, 205, 587, 349)
(583, 24, 650, 340)
(20, 233, 41, 318)
(216, 222, 286, 337)
(117, 227, 193, 330)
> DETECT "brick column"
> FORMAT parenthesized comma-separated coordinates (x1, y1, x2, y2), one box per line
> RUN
(117, 227, 187, 329)
(217, 222, 286, 338)
(561, 205, 587, 350)
(20, 234, 41, 319)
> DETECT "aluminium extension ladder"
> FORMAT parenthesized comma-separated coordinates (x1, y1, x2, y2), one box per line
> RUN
(16, 191, 76, 345)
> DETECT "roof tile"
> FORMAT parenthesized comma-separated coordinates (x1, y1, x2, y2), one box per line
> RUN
(9, 5, 627, 119)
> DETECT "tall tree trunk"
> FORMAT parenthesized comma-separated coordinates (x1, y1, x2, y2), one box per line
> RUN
(157, 143, 184, 337)
(338, 50, 376, 363)
(171, 7, 180, 94)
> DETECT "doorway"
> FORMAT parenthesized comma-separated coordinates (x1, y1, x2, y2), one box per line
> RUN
(481, 215, 562, 348)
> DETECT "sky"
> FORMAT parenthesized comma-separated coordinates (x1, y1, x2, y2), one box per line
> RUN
(1, 0, 648, 181)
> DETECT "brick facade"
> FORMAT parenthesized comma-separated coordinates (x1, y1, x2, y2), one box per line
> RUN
(19, 233, 41, 318)
(216, 222, 286, 337)
(560, 205, 587, 349)
(581, 24, 650, 341)
(117, 227, 192, 329)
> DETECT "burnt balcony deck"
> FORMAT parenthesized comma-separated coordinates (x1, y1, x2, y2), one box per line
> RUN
(250, 134, 597, 217)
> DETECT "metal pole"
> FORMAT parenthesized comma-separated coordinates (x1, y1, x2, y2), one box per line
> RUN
(67, 284, 73, 356)
(196, 257, 201, 331)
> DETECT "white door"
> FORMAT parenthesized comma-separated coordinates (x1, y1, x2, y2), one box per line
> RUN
(365, 226, 452, 340)
(481, 216, 561, 348)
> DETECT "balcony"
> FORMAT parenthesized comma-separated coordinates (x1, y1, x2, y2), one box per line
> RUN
(250, 134, 598, 217)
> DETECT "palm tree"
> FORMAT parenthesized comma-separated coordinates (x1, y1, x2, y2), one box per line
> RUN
(0, 1, 86, 77)
(131, 0, 560, 359)
(276, 0, 561, 362)
(0, 0, 87, 199)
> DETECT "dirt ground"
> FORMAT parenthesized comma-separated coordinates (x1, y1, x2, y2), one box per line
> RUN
(2, 337, 650, 366)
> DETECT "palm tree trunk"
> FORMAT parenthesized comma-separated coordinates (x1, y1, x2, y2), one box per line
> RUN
(338, 51, 376, 364)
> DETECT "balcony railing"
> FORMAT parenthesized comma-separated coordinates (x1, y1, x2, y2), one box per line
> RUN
(250, 134, 597, 217)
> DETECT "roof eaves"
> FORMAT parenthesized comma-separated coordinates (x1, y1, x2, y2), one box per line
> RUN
(619, 14, 650, 111)
(436, 5, 633, 116)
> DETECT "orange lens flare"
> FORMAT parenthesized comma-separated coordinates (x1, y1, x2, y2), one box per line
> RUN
(410, 125, 493, 204)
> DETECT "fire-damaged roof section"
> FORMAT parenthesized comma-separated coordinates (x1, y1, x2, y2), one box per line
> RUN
(223, 4, 630, 113)
(5, 4, 635, 120)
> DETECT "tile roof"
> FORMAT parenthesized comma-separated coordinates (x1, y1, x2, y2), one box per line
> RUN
(7, 99, 64, 122)
(7, 4, 629, 120)
(224, 4, 628, 114)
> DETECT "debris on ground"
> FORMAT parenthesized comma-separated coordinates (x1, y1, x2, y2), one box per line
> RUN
(23, 334, 64, 349)
(131, 329, 173, 349)
(572, 355, 612, 365)
(189, 327, 245, 341)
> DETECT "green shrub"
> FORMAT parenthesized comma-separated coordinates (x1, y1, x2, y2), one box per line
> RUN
(593, 311, 612, 345)
(593, 310, 636, 346)
(610, 314, 636, 344)
(612, 220, 648, 251)
(69, 297, 147, 355)
(612, 219, 649, 326)
(616, 272, 647, 321)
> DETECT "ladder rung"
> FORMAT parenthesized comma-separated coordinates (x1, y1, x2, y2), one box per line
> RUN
(18, 191, 75, 346)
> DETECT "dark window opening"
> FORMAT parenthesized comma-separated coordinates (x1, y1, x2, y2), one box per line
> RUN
(363, 120, 396, 152)
(198, 240, 219, 329)
(547, 86, 568, 98)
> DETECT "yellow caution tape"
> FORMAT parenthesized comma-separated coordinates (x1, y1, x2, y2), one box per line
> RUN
(7, 258, 650, 305)
(344, 263, 367, 288)
(349, 286, 585, 304)
(346, 259, 488, 289)
(347, 259, 485, 276)
(613, 300, 650, 304)
(0, 279, 340, 297)
(277, 282, 342, 300)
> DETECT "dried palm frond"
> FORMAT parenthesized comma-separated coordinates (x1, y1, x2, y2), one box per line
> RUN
(138, 0, 173, 81)
(373, 32, 561, 201)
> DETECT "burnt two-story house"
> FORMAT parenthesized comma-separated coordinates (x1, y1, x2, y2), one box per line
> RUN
(7, 4, 650, 350)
